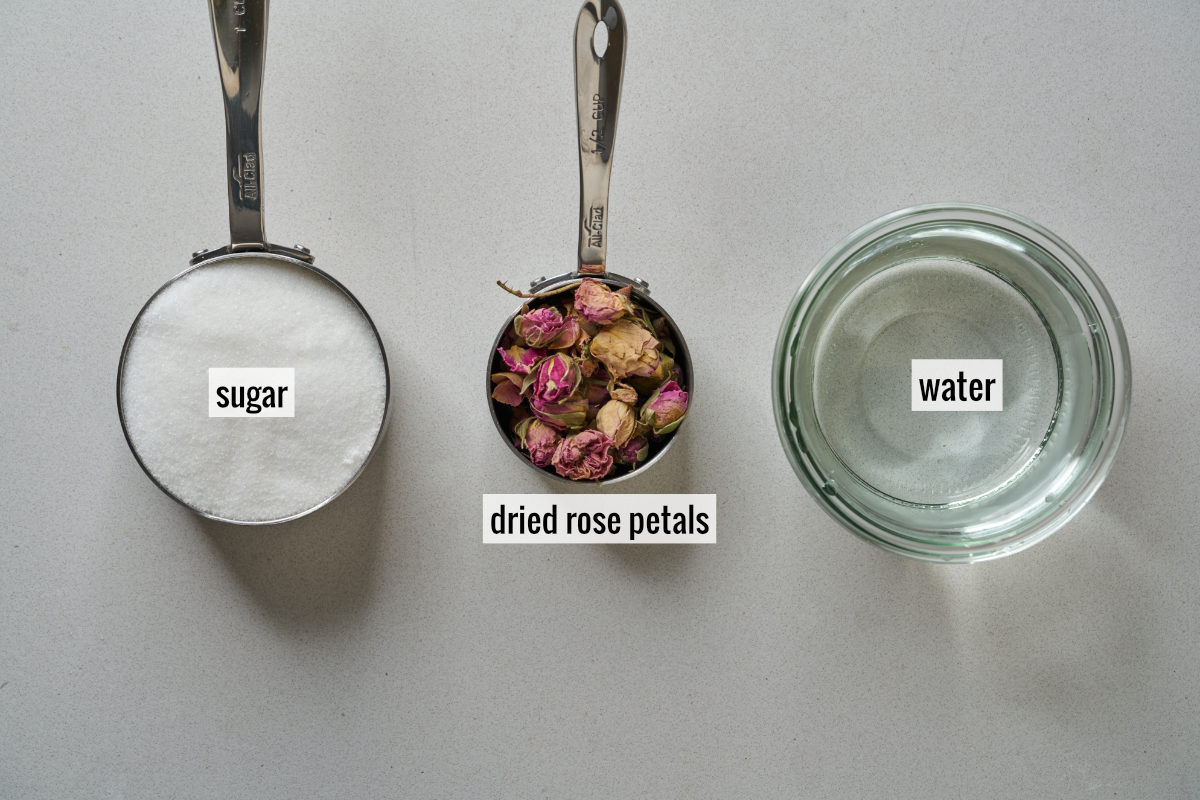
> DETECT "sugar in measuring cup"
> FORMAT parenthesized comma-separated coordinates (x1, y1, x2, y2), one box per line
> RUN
(117, 0, 390, 524)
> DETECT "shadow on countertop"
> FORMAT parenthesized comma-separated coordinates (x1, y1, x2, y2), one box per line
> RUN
(599, 426, 701, 580)
(197, 428, 394, 630)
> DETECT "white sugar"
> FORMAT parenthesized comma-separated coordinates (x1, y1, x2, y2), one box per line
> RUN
(120, 257, 387, 522)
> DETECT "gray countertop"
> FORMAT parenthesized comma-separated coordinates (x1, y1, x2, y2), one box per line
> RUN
(3, 1, 1198, 797)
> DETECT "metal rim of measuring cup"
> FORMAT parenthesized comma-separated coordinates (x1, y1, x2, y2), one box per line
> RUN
(771, 202, 1132, 562)
(487, 271, 693, 487)
(116, 252, 393, 526)
(116, 0, 391, 524)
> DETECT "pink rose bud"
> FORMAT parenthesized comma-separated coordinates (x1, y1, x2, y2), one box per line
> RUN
(497, 344, 546, 375)
(594, 399, 637, 448)
(547, 314, 583, 349)
(516, 418, 562, 468)
(574, 278, 635, 325)
(615, 435, 649, 466)
(528, 353, 580, 405)
(551, 429, 615, 481)
(589, 319, 661, 379)
(639, 380, 689, 435)
(514, 307, 581, 349)
(514, 306, 564, 348)
(530, 392, 589, 431)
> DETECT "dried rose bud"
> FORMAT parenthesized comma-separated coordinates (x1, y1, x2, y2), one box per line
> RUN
(578, 356, 599, 378)
(514, 307, 566, 348)
(640, 380, 689, 435)
(552, 429, 614, 481)
(594, 399, 637, 448)
(490, 372, 525, 407)
(589, 319, 661, 379)
(582, 379, 610, 420)
(608, 380, 638, 405)
(526, 352, 581, 405)
(530, 392, 589, 431)
(497, 344, 546, 375)
(574, 278, 635, 325)
(515, 418, 561, 468)
(515, 307, 582, 349)
(628, 352, 674, 395)
(615, 435, 649, 466)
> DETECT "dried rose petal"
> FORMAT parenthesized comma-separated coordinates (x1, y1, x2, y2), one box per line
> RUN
(530, 391, 589, 431)
(594, 399, 637, 448)
(615, 435, 649, 466)
(640, 380, 688, 435)
(497, 344, 546, 375)
(515, 418, 562, 468)
(608, 380, 638, 405)
(490, 372, 525, 407)
(589, 319, 661, 379)
(527, 353, 580, 405)
(574, 278, 635, 325)
(551, 429, 614, 480)
(583, 379, 610, 418)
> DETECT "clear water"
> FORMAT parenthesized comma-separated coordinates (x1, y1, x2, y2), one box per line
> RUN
(811, 258, 1060, 506)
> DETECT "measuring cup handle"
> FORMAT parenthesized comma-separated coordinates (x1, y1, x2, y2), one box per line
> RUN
(575, 0, 626, 276)
(209, 0, 269, 251)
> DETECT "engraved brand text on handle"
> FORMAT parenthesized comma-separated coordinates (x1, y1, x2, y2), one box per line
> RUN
(233, 152, 259, 202)
(585, 205, 604, 248)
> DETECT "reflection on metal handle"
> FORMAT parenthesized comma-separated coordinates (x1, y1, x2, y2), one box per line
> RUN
(209, 0, 268, 252)
(575, 0, 625, 275)
(203, 0, 312, 265)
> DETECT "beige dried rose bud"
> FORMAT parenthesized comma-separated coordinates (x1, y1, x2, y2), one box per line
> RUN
(608, 380, 638, 405)
(574, 278, 635, 325)
(594, 399, 637, 448)
(589, 319, 661, 379)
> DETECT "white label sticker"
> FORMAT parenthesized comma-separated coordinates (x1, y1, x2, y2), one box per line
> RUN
(208, 367, 295, 417)
(911, 359, 1003, 411)
(482, 494, 716, 543)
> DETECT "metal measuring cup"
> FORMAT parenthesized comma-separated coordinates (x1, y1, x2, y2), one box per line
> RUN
(116, 0, 390, 524)
(487, 0, 694, 484)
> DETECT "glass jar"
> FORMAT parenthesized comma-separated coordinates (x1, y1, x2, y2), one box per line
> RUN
(772, 204, 1131, 561)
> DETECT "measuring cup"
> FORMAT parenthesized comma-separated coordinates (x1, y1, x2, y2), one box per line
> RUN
(487, 0, 693, 484)
(116, 0, 390, 524)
